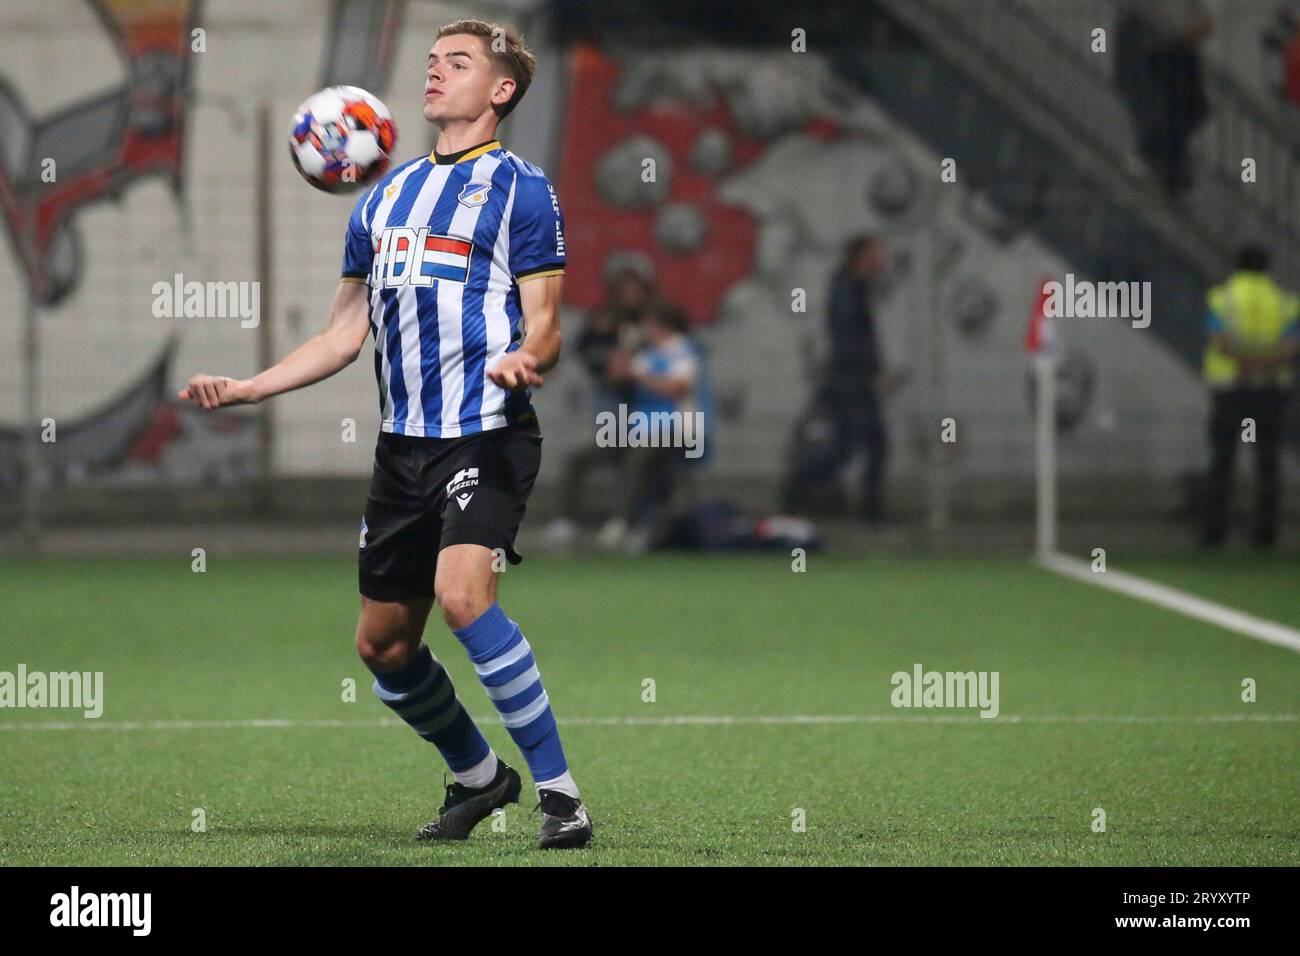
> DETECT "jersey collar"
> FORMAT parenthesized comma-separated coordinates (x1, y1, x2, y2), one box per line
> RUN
(429, 139, 502, 165)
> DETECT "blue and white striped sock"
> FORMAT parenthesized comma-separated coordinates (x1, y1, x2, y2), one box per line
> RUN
(453, 602, 578, 798)
(370, 643, 494, 780)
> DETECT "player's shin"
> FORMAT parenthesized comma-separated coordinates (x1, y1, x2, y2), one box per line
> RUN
(368, 642, 499, 786)
(452, 602, 579, 799)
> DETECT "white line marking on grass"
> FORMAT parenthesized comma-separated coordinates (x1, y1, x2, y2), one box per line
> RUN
(0, 713, 1295, 732)
(1039, 552, 1300, 654)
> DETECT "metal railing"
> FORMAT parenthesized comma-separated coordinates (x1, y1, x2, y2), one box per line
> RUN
(944, 0, 1300, 278)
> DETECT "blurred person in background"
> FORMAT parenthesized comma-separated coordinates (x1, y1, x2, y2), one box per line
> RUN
(560, 267, 655, 525)
(1114, 0, 1211, 197)
(573, 266, 653, 408)
(599, 303, 703, 552)
(1201, 244, 1300, 549)
(782, 234, 891, 523)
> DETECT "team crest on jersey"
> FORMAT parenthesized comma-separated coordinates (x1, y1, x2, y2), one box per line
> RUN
(457, 182, 492, 207)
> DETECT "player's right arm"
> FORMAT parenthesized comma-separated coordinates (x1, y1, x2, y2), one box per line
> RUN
(178, 279, 371, 409)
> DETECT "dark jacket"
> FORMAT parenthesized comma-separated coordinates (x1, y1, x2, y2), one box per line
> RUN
(825, 266, 882, 387)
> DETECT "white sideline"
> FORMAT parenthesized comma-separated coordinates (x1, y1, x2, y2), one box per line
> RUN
(0, 713, 1295, 732)
(1038, 552, 1300, 655)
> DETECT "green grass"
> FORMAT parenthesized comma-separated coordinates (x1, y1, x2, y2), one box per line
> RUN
(1, 554, 1297, 866)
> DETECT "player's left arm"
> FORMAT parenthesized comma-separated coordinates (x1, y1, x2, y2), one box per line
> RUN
(519, 272, 564, 373)
(489, 274, 563, 390)
(491, 169, 568, 392)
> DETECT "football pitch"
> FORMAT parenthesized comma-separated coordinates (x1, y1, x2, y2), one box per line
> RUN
(1, 553, 1297, 867)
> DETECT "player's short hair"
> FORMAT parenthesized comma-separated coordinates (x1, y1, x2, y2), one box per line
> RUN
(437, 19, 537, 120)
(844, 233, 880, 264)
(608, 266, 653, 296)
(1235, 243, 1271, 272)
(648, 302, 691, 335)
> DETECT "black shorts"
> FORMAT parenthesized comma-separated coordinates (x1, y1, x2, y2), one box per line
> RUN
(358, 418, 542, 602)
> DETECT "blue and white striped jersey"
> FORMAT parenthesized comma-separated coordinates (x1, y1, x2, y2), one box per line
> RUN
(341, 138, 566, 437)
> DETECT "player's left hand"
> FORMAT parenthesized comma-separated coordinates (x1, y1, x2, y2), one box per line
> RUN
(488, 351, 543, 391)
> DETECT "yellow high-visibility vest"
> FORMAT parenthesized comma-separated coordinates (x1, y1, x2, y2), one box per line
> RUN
(1204, 271, 1300, 388)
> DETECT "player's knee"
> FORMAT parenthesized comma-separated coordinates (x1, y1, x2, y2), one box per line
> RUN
(355, 626, 409, 671)
(437, 585, 490, 632)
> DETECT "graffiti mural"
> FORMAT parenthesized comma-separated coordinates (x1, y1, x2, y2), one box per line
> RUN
(0, 0, 411, 489)
(0, 0, 198, 306)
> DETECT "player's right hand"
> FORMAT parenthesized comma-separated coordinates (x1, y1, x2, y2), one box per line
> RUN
(178, 374, 256, 409)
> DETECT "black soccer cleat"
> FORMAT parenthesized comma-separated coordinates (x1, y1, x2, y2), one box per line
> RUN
(535, 789, 594, 850)
(414, 760, 522, 841)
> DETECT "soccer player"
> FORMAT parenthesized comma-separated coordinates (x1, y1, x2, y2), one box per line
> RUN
(177, 19, 592, 849)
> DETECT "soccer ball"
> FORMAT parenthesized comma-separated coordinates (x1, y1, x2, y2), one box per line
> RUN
(289, 86, 397, 193)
